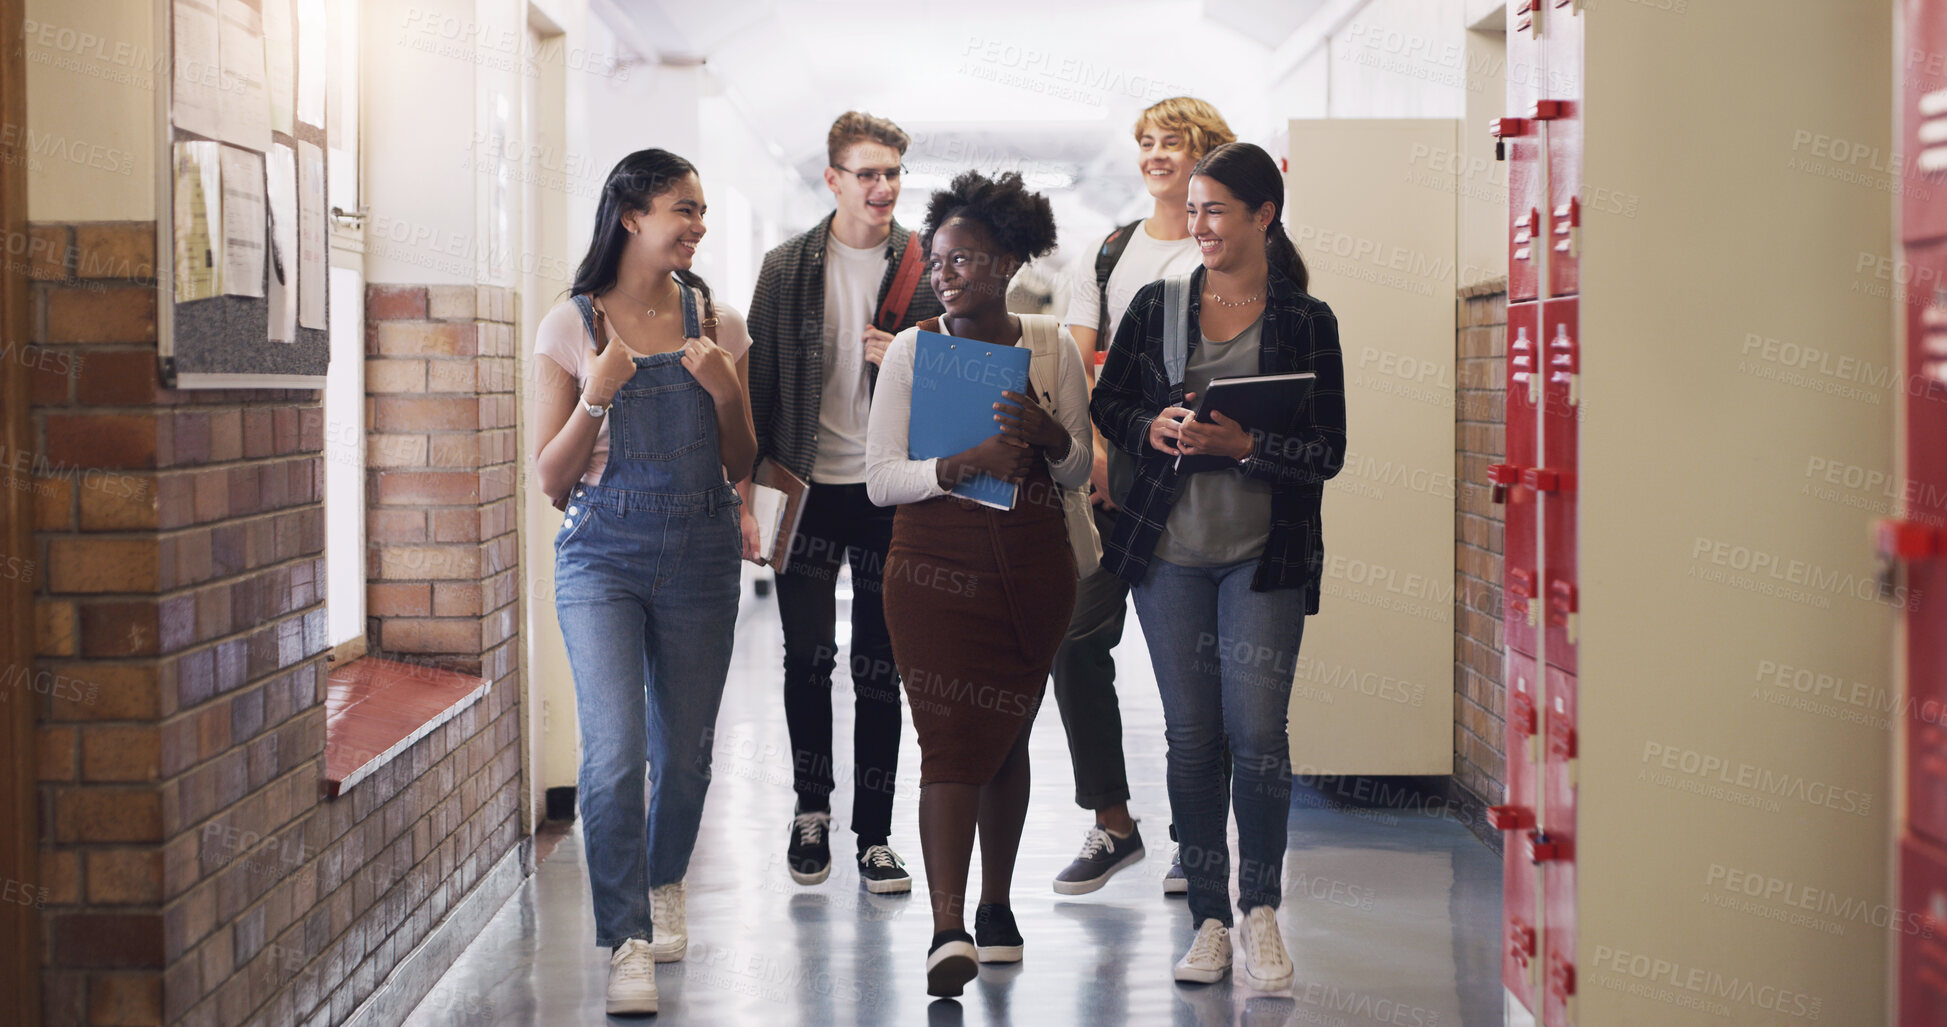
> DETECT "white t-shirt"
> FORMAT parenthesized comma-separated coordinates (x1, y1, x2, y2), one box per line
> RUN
(533, 294, 753, 486)
(1062, 220, 1202, 346)
(812, 234, 887, 484)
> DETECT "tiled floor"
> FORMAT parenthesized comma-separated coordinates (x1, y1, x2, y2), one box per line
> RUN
(404, 574, 1503, 1026)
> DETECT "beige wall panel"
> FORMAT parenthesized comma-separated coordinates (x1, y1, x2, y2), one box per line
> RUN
(1460, 26, 1508, 288)
(23, 0, 155, 220)
(1577, 1, 1895, 1023)
(1286, 118, 1458, 775)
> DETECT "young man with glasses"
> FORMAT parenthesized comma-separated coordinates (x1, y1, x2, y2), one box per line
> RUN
(746, 110, 941, 894)
(1051, 97, 1236, 897)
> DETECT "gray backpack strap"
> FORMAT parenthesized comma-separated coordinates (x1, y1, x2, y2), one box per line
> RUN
(1024, 315, 1060, 413)
(1160, 273, 1193, 387)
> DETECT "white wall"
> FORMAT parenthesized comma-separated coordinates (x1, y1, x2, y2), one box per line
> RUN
(361, 0, 483, 285)
(1324, 0, 1467, 119)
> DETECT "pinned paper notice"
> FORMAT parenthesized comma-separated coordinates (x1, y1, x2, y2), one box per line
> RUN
(263, 0, 296, 136)
(266, 144, 298, 342)
(219, 145, 266, 298)
(172, 141, 222, 303)
(296, 0, 327, 128)
(218, 0, 271, 151)
(172, 0, 222, 140)
(298, 141, 327, 329)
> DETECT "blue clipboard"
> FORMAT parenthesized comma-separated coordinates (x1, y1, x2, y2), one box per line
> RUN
(907, 330, 1030, 510)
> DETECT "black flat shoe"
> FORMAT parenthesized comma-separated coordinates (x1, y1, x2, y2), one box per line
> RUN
(973, 903, 1023, 963)
(926, 929, 978, 996)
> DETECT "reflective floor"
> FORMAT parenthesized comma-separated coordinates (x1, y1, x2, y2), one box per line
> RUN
(405, 574, 1503, 1026)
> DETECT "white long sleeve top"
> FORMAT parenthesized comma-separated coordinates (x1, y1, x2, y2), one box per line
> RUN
(864, 314, 1094, 507)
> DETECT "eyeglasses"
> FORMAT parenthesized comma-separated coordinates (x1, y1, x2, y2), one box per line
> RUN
(831, 164, 904, 186)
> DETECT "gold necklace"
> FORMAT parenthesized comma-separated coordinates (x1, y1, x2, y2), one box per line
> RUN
(610, 278, 678, 318)
(1205, 288, 1263, 308)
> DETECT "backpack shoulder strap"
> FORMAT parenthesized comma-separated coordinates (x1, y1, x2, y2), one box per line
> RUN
(1092, 219, 1145, 345)
(1022, 315, 1061, 415)
(1161, 273, 1194, 387)
(1094, 219, 1143, 295)
(875, 229, 927, 332)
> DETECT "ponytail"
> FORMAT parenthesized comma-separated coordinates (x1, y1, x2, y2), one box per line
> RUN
(1191, 142, 1312, 295)
(1265, 221, 1308, 295)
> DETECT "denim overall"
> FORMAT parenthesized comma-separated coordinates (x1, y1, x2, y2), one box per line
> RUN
(554, 285, 741, 947)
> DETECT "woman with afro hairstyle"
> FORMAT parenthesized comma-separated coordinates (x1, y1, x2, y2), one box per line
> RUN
(864, 170, 1094, 998)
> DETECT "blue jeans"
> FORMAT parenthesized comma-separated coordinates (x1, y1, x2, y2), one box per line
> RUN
(1133, 557, 1307, 928)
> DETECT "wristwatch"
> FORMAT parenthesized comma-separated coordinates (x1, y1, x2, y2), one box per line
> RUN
(582, 400, 608, 419)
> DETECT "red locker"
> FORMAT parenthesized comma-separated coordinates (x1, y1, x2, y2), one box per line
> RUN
(1499, 302, 1543, 658)
(1497, 650, 1546, 1014)
(1903, 12, 1947, 1021)
(1541, 665, 1579, 1027)
(1542, 299, 1580, 674)
(1899, 240, 1947, 845)
(1899, 833, 1947, 1027)
(1912, 573, 1947, 845)
(1905, 0, 1947, 245)
(1503, 0, 1547, 302)
(1543, 0, 1583, 297)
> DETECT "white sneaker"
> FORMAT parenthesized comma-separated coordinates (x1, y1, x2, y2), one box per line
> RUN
(607, 938, 658, 1015)
(650, 882, 687, 962)
(1234, 905, 1293, 991)
(1173, 918, 1232, 983)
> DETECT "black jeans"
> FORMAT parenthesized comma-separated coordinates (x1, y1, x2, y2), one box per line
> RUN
(774, 482, 901, 846)
(1050, 506, 1133, 810)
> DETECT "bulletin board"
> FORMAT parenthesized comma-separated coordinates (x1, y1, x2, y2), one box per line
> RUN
(154, 0, 330, 388)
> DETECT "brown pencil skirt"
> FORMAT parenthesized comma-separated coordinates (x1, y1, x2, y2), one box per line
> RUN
(884, 482, 1077, 787)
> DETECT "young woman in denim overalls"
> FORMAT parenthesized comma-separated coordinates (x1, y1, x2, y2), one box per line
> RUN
(531, 150, 758, 1016)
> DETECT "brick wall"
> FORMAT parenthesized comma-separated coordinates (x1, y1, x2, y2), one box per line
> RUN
(1454, 282, 1509, 814)
(362, 285, 520, 683)
(26, 223, 524, 1026)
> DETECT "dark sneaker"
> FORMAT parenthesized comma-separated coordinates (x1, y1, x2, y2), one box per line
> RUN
(1163, 843, 1188, 895)
(1054, 822, 1146, 895)
(926, 929, 978, 996)
(858, 844, 912, 894)
(787, 808, 833, 885)
(973, 903, 1023, 963)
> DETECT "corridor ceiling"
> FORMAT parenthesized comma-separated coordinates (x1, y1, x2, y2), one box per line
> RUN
(605, 0, 1335, 232)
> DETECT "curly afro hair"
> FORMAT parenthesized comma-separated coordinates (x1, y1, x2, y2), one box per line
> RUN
(920, 170, 1059, 264)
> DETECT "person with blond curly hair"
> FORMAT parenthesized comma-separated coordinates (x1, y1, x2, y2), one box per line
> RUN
(1050, 97, 1237, 899)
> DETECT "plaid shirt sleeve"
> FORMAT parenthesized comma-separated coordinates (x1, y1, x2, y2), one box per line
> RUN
(1089, 281, 1165, 457)
(745, 249, 784, 461)
(1242, 303, 1345, 487)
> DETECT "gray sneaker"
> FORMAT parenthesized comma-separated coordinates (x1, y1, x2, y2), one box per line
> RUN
(1053, 822, 1146, 895)
(1163, 844, 1188, 895)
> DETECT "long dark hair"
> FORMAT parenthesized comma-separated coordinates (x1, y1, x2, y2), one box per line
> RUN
(570, 149, 711, 302)
(1189, 142, 1308, 294)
